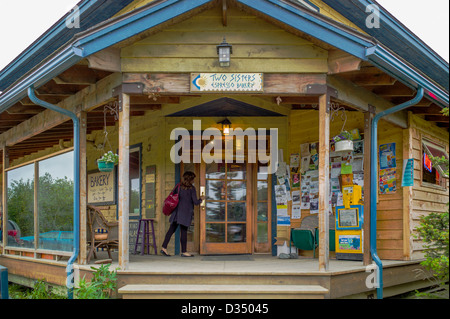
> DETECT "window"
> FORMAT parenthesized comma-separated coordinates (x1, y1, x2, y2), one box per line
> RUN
(5, 150, 74, 252)
(6, 164, 35, 248)
(129, 145, 142, 219)
(422, 138, 449, 188)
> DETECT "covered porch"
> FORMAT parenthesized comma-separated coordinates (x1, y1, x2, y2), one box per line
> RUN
(1, 0, 448, 300)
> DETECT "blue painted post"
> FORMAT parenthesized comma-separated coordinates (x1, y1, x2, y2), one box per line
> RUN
(0, 265, 9, 299)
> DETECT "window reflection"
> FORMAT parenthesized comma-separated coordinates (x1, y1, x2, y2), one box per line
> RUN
(38, 151, 74, 251)
(206, 180, 226, 200)
(206, 202, 225, 221)
(130, 148, 141, 218)
(227, 202, 246, 221)
(6, 164, 35, 248)
(206, 224, 225, 243)
(227, 224, 246, 243)
(227, 181, 246, 201)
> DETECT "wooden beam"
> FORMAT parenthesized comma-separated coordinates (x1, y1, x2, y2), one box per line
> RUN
(53, 65, 98, 85)
(222, 0, 227, 26)
(87, 47, 121, 73)
(2, 147, 9, 245)
(328, 50, 362, 74)
(118, 93, 130, 270)
(349, 73, 397, 86)
(408, 105, 444, 115)
(372, 84, 415, 97)
(78, 111, 88, 265)
(318, 93, 330, 271)
(123, 73, 328, 95)
(363, 109, 374, 266)
(6, 104, 43, 115)
(274, 96, 319, 104)
(327, 75, 408, 128)
(130, 95, 180, 104)
(402, 125, 413, 261)
(0, 73, 122, 148)
(424, 115, 449, 123)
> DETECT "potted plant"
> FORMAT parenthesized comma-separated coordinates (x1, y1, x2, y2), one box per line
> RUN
(333, 130, 354, 152)
(97, 151, 119, 172)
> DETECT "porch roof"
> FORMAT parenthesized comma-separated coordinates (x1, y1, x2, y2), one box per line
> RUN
(0, 0, 448, 160)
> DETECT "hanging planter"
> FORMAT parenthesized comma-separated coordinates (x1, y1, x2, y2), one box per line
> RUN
(97, 151, 119, 172)
(333, 131, 354, 152)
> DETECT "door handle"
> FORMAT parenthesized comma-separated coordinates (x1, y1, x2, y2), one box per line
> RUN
(200, 186, 206, 208)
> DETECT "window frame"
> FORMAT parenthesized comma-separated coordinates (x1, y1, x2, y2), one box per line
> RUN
(420, 136, 448, 190)
(2, 148, 75, 257)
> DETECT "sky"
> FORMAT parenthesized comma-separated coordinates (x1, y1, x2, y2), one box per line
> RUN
(0, 0, 448, 72)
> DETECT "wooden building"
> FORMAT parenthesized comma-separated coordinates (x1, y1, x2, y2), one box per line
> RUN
(0, 0, 448, 299)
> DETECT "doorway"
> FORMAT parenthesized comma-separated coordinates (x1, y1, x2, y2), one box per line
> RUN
(180, 138, 272, 255)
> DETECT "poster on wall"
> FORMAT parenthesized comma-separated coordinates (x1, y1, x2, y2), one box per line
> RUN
(379, 143, 396, 169)
(379, 143, 397, 194)
(379, 168, 396, 194)
(88, 170, 116, 205)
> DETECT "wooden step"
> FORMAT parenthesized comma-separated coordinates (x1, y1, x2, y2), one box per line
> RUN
(119, 284, 328, 299)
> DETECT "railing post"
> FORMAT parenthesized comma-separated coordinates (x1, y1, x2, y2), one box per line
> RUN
(0, 265, 9, 299)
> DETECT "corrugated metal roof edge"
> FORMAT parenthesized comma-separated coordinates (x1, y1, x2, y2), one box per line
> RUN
(0, 0, 135, 91)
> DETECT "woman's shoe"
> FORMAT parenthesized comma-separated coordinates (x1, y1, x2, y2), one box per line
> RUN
(160, 249, 171, 257)
(181, 253, 194, 257)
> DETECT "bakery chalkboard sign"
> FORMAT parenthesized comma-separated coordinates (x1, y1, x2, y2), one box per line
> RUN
(88, 169, 116, 205)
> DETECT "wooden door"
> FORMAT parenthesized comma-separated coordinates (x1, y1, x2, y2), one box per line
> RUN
(200, 162, 253, 254)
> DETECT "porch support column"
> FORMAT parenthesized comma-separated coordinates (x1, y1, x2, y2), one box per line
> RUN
(363, 107, 375, 266)
(118, 93, 130, 270)
(78, 111, 88, 265)
(1, 146, 9, 245)
(318, 93, 330, 271)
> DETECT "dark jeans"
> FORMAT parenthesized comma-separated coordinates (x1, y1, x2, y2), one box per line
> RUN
(162, 222, 188, 253)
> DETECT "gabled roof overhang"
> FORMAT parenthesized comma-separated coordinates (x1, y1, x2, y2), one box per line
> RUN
(322, 0, 449, 92)
(238, 0, 448, 107)
(0, 0, 448, 114)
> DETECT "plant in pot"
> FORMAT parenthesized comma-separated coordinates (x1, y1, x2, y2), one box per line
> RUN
(97, 151, 119, 172)
(333, 130, 354, 152)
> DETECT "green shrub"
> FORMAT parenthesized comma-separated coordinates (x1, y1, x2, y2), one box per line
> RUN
(75, 263, 119, 299)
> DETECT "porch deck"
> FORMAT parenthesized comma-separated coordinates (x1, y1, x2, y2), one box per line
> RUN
(80, 253, 430, 299)
(1, 251, 431, 299)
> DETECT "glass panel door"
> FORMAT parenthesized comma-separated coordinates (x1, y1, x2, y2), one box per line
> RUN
(200, 162, 252, 255)
(254, 163, 272, 253)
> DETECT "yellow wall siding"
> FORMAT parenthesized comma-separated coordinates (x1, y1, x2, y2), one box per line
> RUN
(376, 119, 405, 260)
(121, 6, 328, 73)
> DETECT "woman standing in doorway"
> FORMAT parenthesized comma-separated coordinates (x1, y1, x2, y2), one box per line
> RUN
(161, 171, 204, 257)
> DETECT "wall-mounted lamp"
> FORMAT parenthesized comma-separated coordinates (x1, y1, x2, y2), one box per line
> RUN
(217, 37, 232, 67)
(218, 118, 232, 135)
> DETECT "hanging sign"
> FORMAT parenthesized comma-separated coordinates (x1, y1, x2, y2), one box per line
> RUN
(190, 73, 263, 92)
(88, 170, 116, 205)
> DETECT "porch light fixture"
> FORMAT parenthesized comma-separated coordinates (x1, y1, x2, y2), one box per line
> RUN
(218, 118, 231, 135)
(217, 37, 232, 67)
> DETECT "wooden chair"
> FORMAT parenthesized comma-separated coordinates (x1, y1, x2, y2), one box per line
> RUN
(87, 205, 119, 263)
